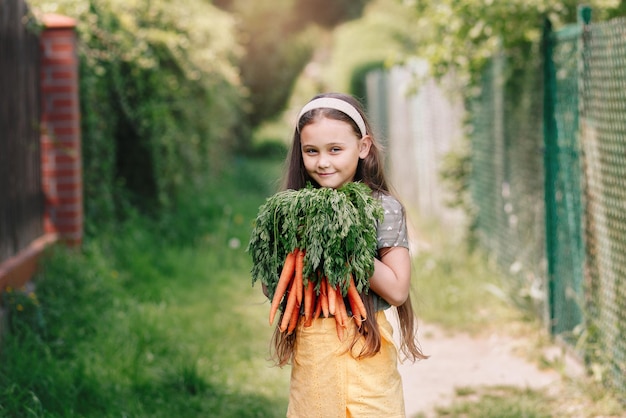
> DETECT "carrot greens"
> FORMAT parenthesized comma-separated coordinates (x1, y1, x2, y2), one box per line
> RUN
(247, 182, 383, 303)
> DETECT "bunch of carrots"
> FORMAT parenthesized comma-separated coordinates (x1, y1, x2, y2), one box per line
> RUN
(248, 182, 383, 341)
(269, 248, 367, 341)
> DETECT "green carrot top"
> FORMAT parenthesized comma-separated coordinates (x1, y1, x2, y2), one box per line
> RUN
(247, 182, 384, 299)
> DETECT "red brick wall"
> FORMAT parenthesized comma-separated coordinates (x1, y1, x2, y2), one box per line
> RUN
(39, 14, 83, 246)
(0, 13, 81, 292)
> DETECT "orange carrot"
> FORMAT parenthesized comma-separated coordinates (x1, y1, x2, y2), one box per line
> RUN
(269, 250, 297, 326)
(303, 279, 314, 323)
(312, 292, 322, 322)
(304, 294, 316, 327)
(280, 274, 299, 332)
(287, 298, 300, 335)
(335, 286, 348, 328)
(347, 275, 367, 326)
(327, 280, 337, 316)
(348, 292, 363, 328)
(333, 286, 352, 340)
(335, 316, 345, 341)
(294, 249, 305, 306)
(320, 277, 330, 318)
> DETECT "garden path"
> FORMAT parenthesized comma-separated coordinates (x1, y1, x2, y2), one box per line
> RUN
(387, 317, 584, 417)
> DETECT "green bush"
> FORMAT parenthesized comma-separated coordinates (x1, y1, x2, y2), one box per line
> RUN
(31, 0, 246, 228)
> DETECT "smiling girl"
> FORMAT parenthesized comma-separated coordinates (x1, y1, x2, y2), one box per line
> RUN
(271, 92, 427, 417)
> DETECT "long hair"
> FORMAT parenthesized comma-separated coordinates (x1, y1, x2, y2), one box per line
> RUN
(272, 92, 427, 366)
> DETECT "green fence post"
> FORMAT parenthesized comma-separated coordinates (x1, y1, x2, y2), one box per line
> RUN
(542, 17, 558, 334)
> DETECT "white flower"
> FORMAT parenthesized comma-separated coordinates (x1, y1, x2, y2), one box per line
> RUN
(228, 237, 241, 249)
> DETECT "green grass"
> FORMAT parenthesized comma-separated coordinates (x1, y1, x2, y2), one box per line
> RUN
(0, 156, 290, 417)
(412, 382, 625, 418)
(409, 218, 528, 335)
(431, 385, 553, 418)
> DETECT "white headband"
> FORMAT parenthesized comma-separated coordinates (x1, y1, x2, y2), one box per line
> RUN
(297, 97, 367, 137)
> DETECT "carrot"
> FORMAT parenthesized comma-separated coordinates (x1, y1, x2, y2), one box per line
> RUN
(320, 277, 329, 318)
(335, 286, 348, 328)
(312, 292, 322, 322)
(352, 310, 362, 328)
(294, 249, 305, 306)
(347, 275, 367, 326)
(333, 286, 352, 340)
(280, 274, 299, 332)
(348, 292, 363, 328)
(287, 298, 300, 335)
(269, 250, 297, 326)
(327, 279, 337, 316)
(335, 316, 345, 341)
(303, 279, 315, 323)
(304, 296, 316, 327)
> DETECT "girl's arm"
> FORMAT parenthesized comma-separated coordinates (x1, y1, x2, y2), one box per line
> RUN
(368, 246, 411, 306)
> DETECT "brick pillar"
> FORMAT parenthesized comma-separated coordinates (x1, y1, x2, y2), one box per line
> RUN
(39, 14, 82, 246)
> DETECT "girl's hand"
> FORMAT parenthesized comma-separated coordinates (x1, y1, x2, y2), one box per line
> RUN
(368, 247, 411, 306)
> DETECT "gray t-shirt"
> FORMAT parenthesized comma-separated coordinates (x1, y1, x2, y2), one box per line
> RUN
(376, 193, 410, 250)
(372, 193, 410, 311)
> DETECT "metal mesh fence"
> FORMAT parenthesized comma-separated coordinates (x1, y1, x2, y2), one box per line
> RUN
(469, 50, 547, 319)
(546, 23, 586, 341)
(469, 9, 625, 397)
(365, 6, 625, 399)
(579, 14, 626, 396)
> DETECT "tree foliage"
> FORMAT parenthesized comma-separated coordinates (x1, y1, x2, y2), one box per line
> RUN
(232, 0, 313, 127)
(30, 0, 244, 227)
(219, 0, 373, 127)
(323, 0, 423, 94)
(293, 0, 370, 28)
(402, 0, 623, 83)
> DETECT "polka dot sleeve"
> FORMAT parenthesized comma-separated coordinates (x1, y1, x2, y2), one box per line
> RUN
(376, 194, 409, 250)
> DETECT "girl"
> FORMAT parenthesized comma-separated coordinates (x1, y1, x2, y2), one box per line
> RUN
(269, 92, 427, 417)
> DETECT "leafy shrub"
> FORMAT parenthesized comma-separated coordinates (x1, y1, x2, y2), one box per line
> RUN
(31, 0, 246, 228)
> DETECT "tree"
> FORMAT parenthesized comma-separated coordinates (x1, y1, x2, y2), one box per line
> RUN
(218, 0, 373, 129)
(404, 0, 622, 83)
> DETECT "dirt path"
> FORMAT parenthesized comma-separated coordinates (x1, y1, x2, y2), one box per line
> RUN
(388, 318, 576, 417)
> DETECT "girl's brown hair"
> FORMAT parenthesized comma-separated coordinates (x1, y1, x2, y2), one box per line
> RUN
(272, 92, 427, 366)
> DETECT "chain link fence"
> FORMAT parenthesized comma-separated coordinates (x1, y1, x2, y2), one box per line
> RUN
(364, 6, 625, 401)
(469, 49, 548, 321)
(578, 11, 626, 398)
(470, 7, 625, 397)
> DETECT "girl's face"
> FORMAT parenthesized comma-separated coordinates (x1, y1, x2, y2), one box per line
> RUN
(300, 117, 372, 189)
